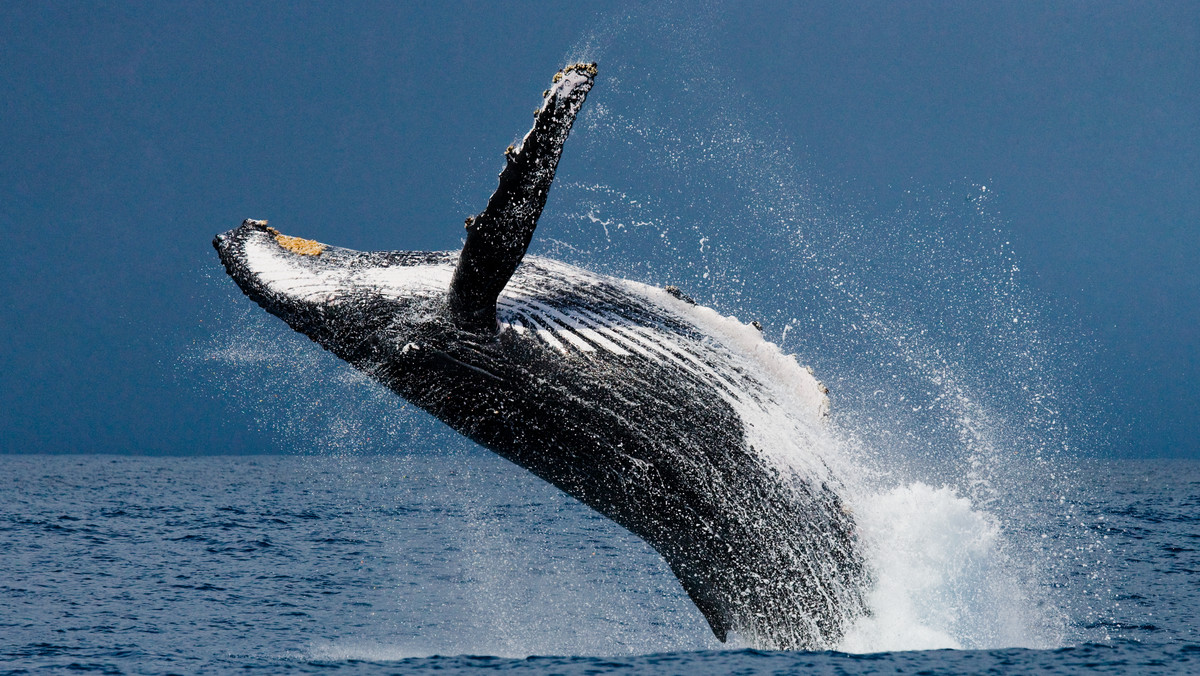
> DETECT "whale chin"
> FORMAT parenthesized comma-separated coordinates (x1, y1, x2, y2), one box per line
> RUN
(213, 64, 866, 650)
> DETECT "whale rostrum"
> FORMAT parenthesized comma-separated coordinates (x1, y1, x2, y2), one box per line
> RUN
(213, 63, 868, 650)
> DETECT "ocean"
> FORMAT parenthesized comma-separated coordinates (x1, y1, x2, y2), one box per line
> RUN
(2, 452, 1195, 674)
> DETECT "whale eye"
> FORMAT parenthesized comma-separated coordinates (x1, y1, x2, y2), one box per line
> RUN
(273, 233, 325, 256)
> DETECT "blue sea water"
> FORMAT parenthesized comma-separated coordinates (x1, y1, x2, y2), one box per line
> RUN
(1, 453, 1196, 674)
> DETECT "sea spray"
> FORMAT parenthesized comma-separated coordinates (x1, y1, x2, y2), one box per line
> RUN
(555, 3, 1100, 651)
(840, 483, 1051, 652)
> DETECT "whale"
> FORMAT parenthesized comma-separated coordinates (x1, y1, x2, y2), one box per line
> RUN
(213, 63, 867, 650)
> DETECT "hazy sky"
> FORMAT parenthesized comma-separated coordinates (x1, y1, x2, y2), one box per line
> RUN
(1, 2, 1196, 458)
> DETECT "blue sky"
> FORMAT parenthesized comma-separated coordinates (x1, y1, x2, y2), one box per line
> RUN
(1, 2, 1196, 458)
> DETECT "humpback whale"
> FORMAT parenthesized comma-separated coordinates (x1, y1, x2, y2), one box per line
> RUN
(214, 63, 867, 650)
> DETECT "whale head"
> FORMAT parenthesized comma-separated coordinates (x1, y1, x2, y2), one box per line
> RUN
(213, 218, 462, 368)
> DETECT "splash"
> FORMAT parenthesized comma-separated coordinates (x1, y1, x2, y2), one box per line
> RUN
(547, 3, 1104, 652)
(842, 484, 1056, 651)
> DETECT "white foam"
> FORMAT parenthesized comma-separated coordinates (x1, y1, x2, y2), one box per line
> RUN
(839, 482, 1058, 652)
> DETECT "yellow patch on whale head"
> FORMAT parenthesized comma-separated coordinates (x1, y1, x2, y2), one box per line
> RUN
(274, 233, 325, 256)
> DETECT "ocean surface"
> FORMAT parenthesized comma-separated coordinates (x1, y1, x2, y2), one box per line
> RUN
(1, 452, 1195, 674)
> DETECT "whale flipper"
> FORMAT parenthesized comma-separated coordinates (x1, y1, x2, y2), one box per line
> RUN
(447, 63, 597, 333)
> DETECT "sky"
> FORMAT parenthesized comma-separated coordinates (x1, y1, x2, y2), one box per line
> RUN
(1, 2, 1196, 459)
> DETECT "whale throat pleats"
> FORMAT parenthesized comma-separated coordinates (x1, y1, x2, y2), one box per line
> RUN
(446, 63, 597, 333)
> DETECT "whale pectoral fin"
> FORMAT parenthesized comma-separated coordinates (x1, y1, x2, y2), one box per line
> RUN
(446, 64, 597, 333)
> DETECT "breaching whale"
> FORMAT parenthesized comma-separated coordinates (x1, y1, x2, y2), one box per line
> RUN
(214, 64, 867, 650)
